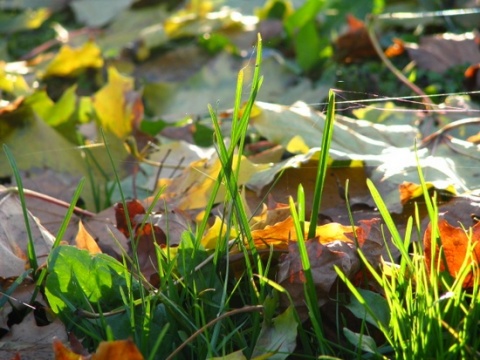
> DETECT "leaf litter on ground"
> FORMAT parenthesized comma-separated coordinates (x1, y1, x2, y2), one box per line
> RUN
(1, 1, 480, 359)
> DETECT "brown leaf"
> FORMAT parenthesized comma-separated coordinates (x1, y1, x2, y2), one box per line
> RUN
(276, 218, 385, 319)
(249, 195, 291, 231)
(75, 220, 102, 254)
(0, 186, 55, 278)
(424, 219, 480, 288)
(277, 238, 359, 320)
(404, 33, 480, 73)
(133, 222, 167, 287)
(335, 14, 377, 63)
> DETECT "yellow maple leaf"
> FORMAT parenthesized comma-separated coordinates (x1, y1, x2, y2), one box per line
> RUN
(201, 216, 238, 249)
(162, 154, 269, 210)
(93, 67, 141, 138)
(43, 41, 103, 77)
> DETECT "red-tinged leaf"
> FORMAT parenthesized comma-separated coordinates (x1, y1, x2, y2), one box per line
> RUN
(424, 219, 480, 288)
(53, 339, 86, 360)
(114, 199, 146, 238)
(134, 222, 167, 286)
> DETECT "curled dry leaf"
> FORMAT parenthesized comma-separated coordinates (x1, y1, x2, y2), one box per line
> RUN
(249, 196, 290, 231)
(250, 216, 364, 252)
(75, 221, 102, 254)
(424, 219, 480, 288)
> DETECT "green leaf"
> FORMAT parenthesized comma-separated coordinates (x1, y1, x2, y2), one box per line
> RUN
(70, 0, 134, 28)
(251, 306, 297, 359)
(343, 328, 378, 354)
(284, 0, 323, 36)
(293, 21, 322, 71)
(345, 288, 390, 330)
(26, 85, 77, 127)
(45, 246, 141, 319)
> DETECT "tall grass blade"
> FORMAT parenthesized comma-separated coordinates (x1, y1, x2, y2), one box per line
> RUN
(308, 90, 335, 239)
(3, 145, 38, 271)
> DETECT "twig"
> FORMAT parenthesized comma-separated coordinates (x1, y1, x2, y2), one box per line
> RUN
(366, 14, 435, 111)
(420, 117, 480, 146)
(20, 28, 102, 60)
(1, 186, 95, 218)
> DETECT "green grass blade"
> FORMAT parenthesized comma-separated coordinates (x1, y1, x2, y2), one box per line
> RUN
(308, 90, 335, 239)
(289, 196, 330, 353)
(366, 178, 413, 269)
(3, 144, 38, 271)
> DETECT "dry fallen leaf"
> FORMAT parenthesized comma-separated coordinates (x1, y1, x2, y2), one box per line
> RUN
(92, 67, 143, 139)
(91, 339, 144, 360)
(0, 186, 55, 278)
(250, 216, 356, 252)
(160, 154, 269, 210)
(53, 338, 86, 360)
(75, 221, 102, 254)
(335, 14, 377, 63)
(424, 219, 480, 288)
(277, 218, 384, 320)
(399, 181, 456, 205)
(404, 33, 480, 73)
(53, 339, 144, 360)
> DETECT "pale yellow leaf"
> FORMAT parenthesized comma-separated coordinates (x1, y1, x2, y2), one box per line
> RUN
(76, 220, 102, 254)
(92, 67, 138, 138)
(201, 216, 238, 249)
(43, 41, 104, 77)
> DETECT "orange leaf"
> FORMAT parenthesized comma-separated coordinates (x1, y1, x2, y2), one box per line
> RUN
(251, 217, 356, 252)
(75, 220, 102, 254)
(251, 217, 296, 251)
(92, 340, 144, 360)
(53, 339, 86, 360)
(385, 38, 405, 58)
(424, 219, 480, 288)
